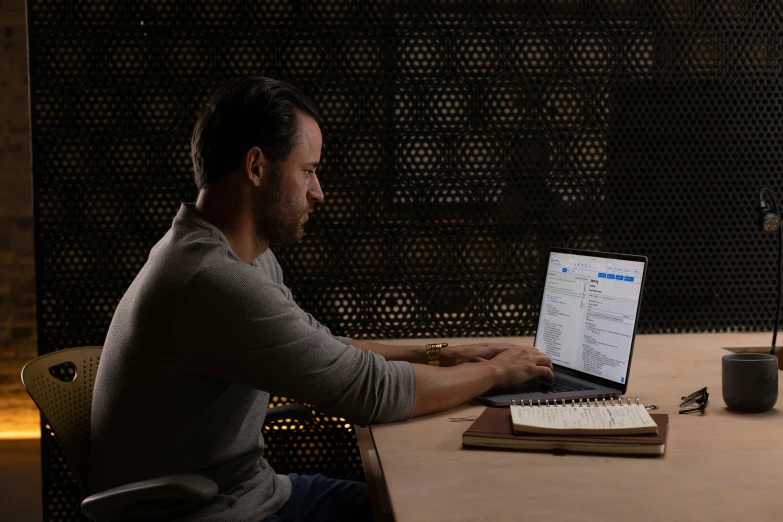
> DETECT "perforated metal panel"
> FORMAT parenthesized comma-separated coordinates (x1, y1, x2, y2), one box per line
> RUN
(28, 1, 783, 520)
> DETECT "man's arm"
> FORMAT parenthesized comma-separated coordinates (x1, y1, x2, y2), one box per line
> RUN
(410, 347, 554, 417)
(352, 340, 556, 417)
(351, 339, 528, 367)
(179, 264, 552, 425)
(178, 265, 417, 426)
(350, 339, 427, 364)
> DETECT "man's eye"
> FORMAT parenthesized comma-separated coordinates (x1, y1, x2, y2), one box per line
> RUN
(305, 170, 316, 176)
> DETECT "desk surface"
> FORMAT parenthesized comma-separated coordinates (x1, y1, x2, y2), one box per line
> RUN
(366, 333, 783, 522)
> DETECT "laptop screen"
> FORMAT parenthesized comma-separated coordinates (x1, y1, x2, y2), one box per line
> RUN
(535, 251, 646, 385)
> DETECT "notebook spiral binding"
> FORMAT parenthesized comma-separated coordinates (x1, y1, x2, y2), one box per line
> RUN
(511, 397, 642, 407)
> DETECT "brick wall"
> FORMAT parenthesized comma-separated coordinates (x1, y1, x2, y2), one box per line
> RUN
(1, 0, 37, 364)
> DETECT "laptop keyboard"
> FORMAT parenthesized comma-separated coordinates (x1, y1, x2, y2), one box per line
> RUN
(507, 375, 596, 394)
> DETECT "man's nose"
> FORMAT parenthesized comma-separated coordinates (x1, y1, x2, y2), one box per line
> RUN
(307, 174, 324, 203)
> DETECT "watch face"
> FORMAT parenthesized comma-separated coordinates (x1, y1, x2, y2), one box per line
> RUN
(425, 343, 443, 366)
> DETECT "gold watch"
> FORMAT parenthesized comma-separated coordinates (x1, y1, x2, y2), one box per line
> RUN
(425, 342, 448, 367)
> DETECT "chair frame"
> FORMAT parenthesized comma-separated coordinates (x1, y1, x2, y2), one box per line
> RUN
(21, 346, 313, 520)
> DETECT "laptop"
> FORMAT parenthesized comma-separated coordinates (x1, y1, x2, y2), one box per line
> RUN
(479, 248, 648, 406)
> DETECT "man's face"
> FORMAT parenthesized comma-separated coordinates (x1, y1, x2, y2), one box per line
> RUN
(255, 112, 324, 245)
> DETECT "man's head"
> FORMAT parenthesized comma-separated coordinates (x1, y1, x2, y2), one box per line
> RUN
(191, 77, 324, 245)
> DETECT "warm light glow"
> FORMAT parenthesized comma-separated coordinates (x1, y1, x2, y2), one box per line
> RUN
(0, 372, 42, 439)
(0, 430, 40, 440)
(0, 404, 40, 440)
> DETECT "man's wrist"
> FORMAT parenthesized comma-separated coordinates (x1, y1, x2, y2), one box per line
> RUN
(437, 344, 453, 366)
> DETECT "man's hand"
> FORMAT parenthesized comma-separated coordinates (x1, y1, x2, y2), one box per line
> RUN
(485, 346, 554, 388)
(410, 345, 554, 418)
(440, 343, 516, 366)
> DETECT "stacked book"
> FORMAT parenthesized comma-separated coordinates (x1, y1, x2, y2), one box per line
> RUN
(462, 401, 668, 456)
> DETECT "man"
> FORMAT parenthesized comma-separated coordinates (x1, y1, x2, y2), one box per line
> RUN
(88, 76, 553, 522)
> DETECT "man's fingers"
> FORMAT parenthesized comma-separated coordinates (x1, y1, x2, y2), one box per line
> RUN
(536, 355, 553, 369)
(534, 365, 555, 381)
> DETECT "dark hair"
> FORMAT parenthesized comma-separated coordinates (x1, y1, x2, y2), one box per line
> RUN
(190, 76, 321, 189)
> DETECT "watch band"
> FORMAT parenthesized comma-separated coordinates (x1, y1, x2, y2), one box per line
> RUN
(425, 342, 448, 367)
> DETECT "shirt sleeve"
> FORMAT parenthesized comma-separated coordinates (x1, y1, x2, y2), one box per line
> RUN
(259, 249, 353, 346)
(297, 306, 353, 346)
(174, 263, 415, 426)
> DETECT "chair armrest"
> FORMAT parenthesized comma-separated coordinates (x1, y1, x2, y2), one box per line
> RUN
(266, 403, 314, 423)
(80, 473, 218, 519)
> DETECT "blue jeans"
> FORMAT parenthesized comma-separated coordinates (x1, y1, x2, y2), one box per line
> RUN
(260, 473, 373, 522)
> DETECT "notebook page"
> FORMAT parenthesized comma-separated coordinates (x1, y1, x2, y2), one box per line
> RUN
(510, 404, 657, 431)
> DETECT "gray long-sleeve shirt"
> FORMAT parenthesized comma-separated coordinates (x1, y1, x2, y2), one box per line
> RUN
(87, 204, 416, 522)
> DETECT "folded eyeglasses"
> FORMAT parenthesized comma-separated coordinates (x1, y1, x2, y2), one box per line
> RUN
(679, 386, 709, 414)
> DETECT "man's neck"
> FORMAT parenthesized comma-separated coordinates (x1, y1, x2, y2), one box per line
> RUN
(195, 188, 269, 264)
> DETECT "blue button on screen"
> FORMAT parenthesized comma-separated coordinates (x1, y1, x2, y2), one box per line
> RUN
(621, 377, 625, 383)
(598, 273, 606, 278)
(625, 276, 634, 282)
(606, 274, 615, 279)
(562, 268, 567, 272)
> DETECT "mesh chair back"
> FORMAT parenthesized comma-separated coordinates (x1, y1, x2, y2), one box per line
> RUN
(21, 346, 102, 492)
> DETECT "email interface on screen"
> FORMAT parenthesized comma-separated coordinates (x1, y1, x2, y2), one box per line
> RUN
(536, 252, 645, 384)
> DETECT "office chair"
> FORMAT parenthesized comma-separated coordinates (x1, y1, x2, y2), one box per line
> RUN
(21, 346, 313, 520)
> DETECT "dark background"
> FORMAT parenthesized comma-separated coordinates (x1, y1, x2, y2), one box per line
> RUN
(27, 1, 783, 520)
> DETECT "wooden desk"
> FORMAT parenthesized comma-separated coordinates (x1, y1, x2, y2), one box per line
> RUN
(359, 333, 783, 522)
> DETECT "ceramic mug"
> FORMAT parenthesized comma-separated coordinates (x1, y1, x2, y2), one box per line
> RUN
(722, 353, 778, 413)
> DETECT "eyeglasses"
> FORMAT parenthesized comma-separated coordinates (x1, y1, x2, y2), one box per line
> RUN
(679, 387, 709, 414)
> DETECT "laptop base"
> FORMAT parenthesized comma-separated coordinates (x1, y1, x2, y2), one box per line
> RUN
(478, 373, 621, 407)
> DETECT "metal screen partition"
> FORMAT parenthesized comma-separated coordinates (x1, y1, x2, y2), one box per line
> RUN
(27, 1, 783, 520)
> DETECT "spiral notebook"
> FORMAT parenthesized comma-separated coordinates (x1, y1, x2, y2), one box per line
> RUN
(510, 398, 659, 435)
(462, 403, 668, 457)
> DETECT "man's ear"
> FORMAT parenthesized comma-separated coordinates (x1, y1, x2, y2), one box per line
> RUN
(244, 146, 267, 187)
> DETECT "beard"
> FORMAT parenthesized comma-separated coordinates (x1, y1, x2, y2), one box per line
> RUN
(255, 168, 312, 246)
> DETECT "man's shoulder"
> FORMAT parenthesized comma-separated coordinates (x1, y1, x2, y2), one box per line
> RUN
(146, 224, 234, 281)
(131, 215, 286, 314)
